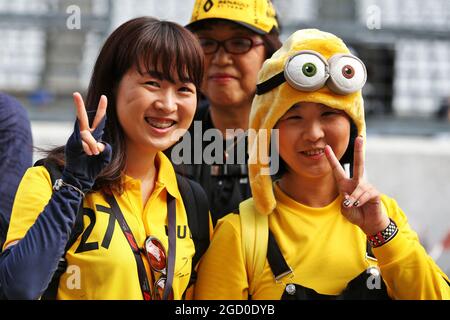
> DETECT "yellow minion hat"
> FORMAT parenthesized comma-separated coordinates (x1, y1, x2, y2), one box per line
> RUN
(187, 0, 278, 34)
(249, 29, 367, 215)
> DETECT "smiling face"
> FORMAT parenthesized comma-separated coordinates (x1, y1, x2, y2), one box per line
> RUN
(194, 21, 266, 110)
(276, 102, 351, 179)
(116, 67, 197, 154)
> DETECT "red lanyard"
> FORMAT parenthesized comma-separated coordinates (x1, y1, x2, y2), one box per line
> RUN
(105, 193, 176, 300)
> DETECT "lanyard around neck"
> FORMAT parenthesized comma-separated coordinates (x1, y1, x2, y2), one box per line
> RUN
(106, 193, 176, 300)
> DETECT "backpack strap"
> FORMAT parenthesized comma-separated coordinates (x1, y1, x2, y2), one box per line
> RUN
(34, 159, 85, 300)
(34, 159, 62, 184)
(239, 198, 268, 297)
(175, 174, 210, 293)
(266, 230, 293, 281)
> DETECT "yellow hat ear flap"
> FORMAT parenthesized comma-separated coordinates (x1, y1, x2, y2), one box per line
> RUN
(250, 173, 277, 216)
(248, 128, 277, 216)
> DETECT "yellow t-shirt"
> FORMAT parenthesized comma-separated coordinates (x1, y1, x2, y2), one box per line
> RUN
(195, 182, 450, 300)
(5, 152, 200, 300)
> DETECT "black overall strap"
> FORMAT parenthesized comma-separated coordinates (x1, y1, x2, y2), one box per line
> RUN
(266, 230, 293, 281)
(163, 194, 176, 300)
(106, 194, 152, 300)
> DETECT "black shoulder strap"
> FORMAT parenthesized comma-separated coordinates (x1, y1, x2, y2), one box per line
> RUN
(34, 159, 85, 300)
(266, 229, 293, 281)
(34, 159, 62, 184)
(175, 174, 210, 291)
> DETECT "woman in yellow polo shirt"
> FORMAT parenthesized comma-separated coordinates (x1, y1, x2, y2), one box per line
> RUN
(195, 29, 450, 300)
(0, 17, 209, 300)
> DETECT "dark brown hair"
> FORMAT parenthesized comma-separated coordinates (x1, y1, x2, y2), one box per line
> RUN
(260, 27, 282, 59)
(45, 16, 204, 194)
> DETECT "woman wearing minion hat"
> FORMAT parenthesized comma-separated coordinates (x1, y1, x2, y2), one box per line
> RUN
(168, 0, 281, 226)
(195, 29, 450, 300)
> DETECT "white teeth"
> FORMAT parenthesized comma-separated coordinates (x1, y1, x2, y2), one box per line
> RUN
(303, 149, 324, 156)
(145, 118, 174, 129)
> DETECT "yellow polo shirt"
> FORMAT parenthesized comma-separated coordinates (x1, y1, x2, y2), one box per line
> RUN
(5, 152, 200, 300)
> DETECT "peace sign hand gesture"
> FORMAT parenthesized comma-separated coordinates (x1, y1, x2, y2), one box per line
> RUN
(324, 136, 390, 236)
(62, 92, 112, 194)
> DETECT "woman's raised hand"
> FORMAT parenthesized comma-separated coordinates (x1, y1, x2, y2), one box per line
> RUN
(324, 136, 390, 236)
(73, 92, 107, 155)
(62, 92, 112, 193)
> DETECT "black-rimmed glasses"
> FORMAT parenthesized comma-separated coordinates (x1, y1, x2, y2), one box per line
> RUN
(198, 37, 264, 55)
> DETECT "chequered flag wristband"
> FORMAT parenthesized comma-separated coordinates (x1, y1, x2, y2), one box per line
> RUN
(367, 219, 398, 248)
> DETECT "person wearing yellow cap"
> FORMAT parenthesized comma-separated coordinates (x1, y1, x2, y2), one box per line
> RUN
(194, 29, 450, 299)
(168, 0, 281, 225)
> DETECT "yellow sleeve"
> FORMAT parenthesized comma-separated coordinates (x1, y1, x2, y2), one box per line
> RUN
(3, 166, 53, 250)
(374, 195, 450, 300)
(194, 213, 249, 300)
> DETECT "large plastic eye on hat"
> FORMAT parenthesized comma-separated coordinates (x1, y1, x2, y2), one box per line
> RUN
(326, 53, 367, 94)
(256, 50, 367, 95)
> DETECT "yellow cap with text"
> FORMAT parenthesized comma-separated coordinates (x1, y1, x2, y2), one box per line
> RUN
(187, 0, 278, 34)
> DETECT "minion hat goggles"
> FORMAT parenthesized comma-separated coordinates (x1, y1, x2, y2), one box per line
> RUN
(256, 50, 367, 95)
(187, 0, 279, 35)
(249, 29, 367, 216)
